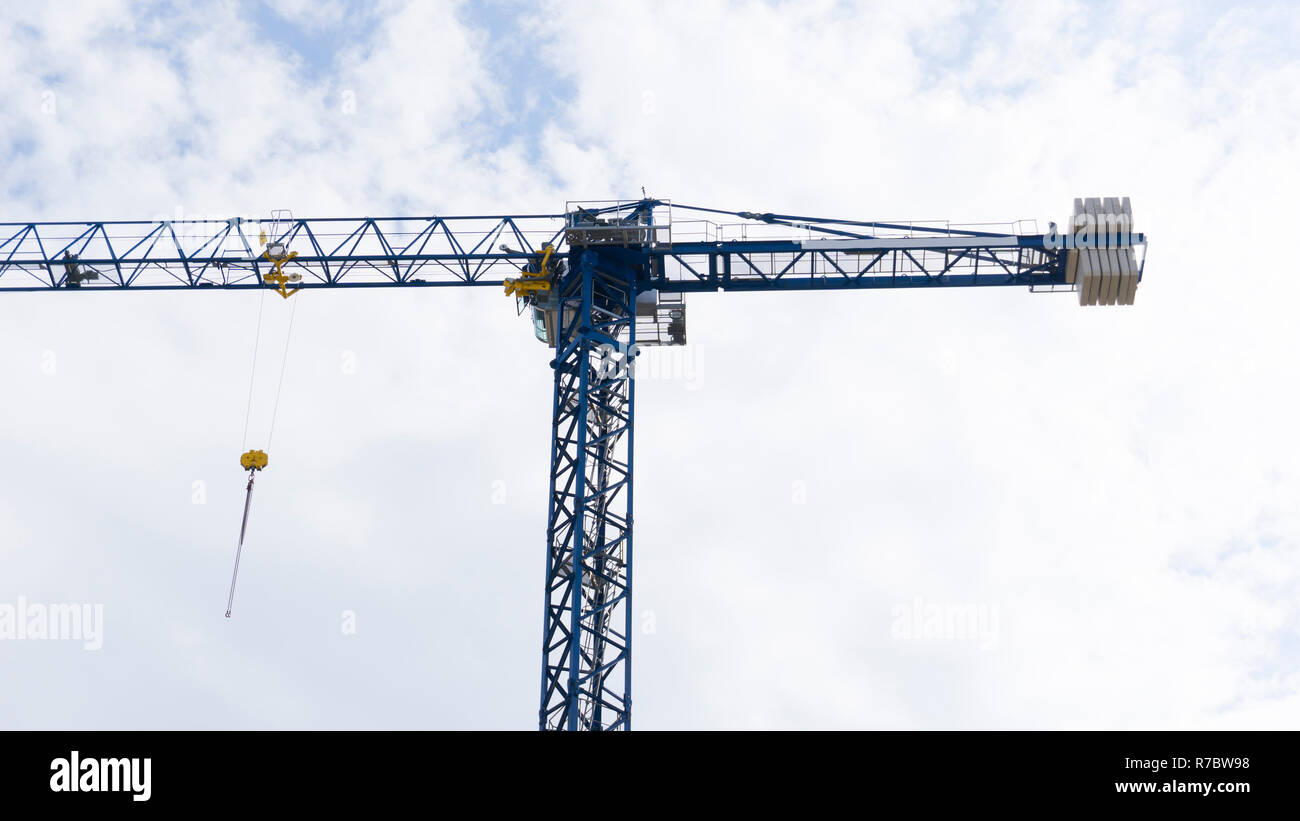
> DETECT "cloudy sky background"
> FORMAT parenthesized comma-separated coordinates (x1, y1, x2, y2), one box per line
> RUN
(1, 0, 1297, 729)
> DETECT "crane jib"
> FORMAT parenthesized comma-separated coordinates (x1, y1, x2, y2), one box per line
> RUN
(0, 197, 1147, 729)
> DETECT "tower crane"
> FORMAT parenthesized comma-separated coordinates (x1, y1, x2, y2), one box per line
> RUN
(0, 197, 1146, 730)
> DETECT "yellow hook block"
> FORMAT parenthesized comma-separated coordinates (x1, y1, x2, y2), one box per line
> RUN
(240, 449, 269, 471)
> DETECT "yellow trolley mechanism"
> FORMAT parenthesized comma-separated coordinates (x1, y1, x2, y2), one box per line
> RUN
(503, 243, 557, 298)
(259, 209, 302, 298)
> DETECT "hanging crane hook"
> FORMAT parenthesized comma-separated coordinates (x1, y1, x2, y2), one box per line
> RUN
(226, 450, 268, 618)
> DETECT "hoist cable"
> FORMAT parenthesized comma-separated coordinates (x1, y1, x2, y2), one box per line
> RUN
(266, 292, 300, 450)
(240, 285, 268, 451)
(228, 279, 299, 618)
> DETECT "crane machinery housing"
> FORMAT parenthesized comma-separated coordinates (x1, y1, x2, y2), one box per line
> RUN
(0, 196, 1146, 730)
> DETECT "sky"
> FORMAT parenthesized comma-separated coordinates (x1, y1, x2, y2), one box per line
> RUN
(0, 0, 1298, 729)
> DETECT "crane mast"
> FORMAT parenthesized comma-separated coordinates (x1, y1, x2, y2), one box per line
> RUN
(0, 197, 1146, 730)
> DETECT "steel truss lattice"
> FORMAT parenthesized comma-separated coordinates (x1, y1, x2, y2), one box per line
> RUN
(540, 250, 638, 731)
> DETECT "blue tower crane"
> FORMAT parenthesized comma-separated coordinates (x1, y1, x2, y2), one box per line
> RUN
(0, 197, 1146, 730)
